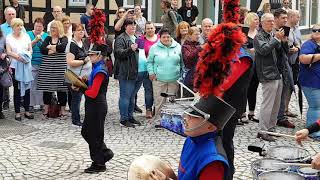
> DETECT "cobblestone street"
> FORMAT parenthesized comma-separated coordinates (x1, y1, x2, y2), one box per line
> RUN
(0, 79, 319, 180)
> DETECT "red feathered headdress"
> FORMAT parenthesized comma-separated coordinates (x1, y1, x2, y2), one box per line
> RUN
(89, 8, 107, 45)
(193, 0, 246, 97)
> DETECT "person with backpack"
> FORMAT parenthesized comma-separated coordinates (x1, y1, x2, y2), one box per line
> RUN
(160, 0, 178, 38)
(178, 0, 199, 26)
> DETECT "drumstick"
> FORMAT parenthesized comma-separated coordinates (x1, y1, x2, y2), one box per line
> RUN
(273, 162, 312, 168)
(260, 131, 296, 139)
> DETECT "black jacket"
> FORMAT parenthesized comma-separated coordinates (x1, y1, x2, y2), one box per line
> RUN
(253, 30, 282, 82)
(113, 32, 138, 80)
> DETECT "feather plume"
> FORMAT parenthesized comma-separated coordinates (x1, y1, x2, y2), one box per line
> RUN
(89, 8, 106, 45)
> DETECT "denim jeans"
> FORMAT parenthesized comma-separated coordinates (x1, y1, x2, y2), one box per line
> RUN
(277, 80, 291, 121)
(70, 89, 82, 123)
(302, 86, 320, 138)
(132, 71, 154, 110)
(119, 79, 136, 121)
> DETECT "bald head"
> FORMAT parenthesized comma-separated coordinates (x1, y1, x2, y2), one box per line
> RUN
(201, 18, 214, 36)
(52, 6, 63, 21)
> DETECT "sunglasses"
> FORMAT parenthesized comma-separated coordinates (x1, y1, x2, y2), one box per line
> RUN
(118, 11, 125, 13)
(312, 29, 320, 33)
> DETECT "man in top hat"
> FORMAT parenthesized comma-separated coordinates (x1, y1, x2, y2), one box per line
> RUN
(150, 94, 236, 180)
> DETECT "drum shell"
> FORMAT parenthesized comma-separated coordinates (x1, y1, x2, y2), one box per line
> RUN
(297, 167, 320, 180)
(251, 158, 289, 180)
(257, 171, 304, 180)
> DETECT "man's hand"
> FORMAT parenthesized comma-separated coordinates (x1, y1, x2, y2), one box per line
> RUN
(131, 43, 138, 51)
(149, 169, 167, 180)
(295, 129, 309, 146)
(275, 29, 285, 40)
(312, 153, 320, 170)
(289, 47, 299, 53)
(149, 74, 156, 81)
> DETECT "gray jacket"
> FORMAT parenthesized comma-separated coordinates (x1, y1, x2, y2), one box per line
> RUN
(253, 30, 282, 82)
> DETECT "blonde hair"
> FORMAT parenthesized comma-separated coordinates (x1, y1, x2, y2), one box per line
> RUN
(61, 15, 71, 23)
(188, 26, 200, 36)
(244, 12, 259, 27)
(10, 18, 24, 28)
(176, 21, 190, 39)
(50, 20, 65, 38)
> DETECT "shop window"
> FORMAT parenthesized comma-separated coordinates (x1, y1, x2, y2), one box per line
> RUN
(18, 0, 28, 5)
(69, 0, 86, 7)
(123, 0, 146, 8)
(311, 0, 319, 25)
(298, 0, 308, 26)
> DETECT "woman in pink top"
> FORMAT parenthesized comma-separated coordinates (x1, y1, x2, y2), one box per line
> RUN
(133, 21, 159, 118)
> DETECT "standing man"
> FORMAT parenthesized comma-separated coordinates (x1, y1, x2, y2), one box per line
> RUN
(47, 6, 63, 32)
(199, 18, 214, 45)
(254, 13, 285, 141)
(114, 19, 140, 128)
(178, 0, 199, 26)
(282, 0, 291, 12)
(273, 8, 296, 128)
(9, 0, 25, 22)
(80, 4, 94, 37)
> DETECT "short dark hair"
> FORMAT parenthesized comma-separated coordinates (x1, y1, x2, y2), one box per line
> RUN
(72, 23, 84, 32)
(34, 17, 45, 26)
(274, 8, 287, 18)
(158, 28, 171, 37)
(124, 19, 136, 27)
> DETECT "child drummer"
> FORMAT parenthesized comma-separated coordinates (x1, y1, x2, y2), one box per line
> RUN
(72, 44, 114, 173)
(295, 119, 320, 170)
(150, 95, 235, 180)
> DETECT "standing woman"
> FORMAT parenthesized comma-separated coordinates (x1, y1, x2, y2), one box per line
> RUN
(75, 44, 113, 173)
(0, 29, 6, 119)
(147, 28, 183, 116)
(62, 16, 72, 40)
(181, 26, 201, 96)
(38, 20, 69, 118)
(160, 0, 178, 38)
(66, 23, 90, 126)
(134, 21, 159, 118)
(114, 7, 127, 39)
(27, 17, 48, 112)
(6, 18, 34, 121)
(244, 12, 260, 123)
(175, 21, 190, 45)
(134, 4, 146, 37)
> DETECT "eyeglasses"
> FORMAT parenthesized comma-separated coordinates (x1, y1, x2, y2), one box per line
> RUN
(312, 29, 320, 33)
(118, 11, 125, 13)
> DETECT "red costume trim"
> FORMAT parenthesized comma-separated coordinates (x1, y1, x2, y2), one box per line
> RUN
(199, 162, 224, 180)
(89, 9, 106, 45)
(316, 119, 320, 127)
(85, 73, 105, 99)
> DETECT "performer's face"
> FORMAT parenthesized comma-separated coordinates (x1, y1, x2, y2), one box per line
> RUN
(182, 114, 217, 137)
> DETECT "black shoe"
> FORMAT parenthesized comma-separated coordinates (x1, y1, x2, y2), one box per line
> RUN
(134, 106, 143, 113)
(104, 149, 114, 162)
(3, 102, 9, 110)
(84, 163, 106, 173)
(24, 113, 34, 119)
(120, 120, 135, 128)
(29, 106, 34, 113)
(129, 118, 141, 126)
(15, 115, 22, 121)
(72, 121, 82, 126)
(0, 112, 5, 119)
(257, 132, 276, 142)
(277, 120, 295, 129)
(237, 119, 244, 125)
(248, 114, 259, 123)
(239, 118, 249, 124)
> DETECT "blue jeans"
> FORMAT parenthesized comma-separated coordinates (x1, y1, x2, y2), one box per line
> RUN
(119, 79, 136, 121)
(132, 71, 154, 110)
(70, 89, 82, 123)
(302, 86, 320, 138)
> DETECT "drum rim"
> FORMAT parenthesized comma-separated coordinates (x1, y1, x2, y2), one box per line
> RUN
(257, 170, 304, 179)
(297, 167, 320, 176)
(266, 146, 311, 162)
(251, 158, 288, 172)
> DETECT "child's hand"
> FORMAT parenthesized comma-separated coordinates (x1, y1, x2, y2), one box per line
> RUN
(295, 129, 309, 146)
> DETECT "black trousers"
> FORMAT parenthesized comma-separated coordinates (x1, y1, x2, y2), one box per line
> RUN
(247, 66, 259, 112)
(12, 69, 30, 113)
(81, 100, 111, 165)
(222, 65, 253, 180)
(43, 91, 67, 106)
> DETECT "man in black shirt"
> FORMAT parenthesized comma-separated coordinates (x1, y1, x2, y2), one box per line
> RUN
(178, 0, 199, 26)
(9, 0, 25, 22)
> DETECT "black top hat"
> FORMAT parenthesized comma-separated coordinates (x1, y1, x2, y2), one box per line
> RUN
(184, 95, 236, 129)
(88, 43, 109, 57)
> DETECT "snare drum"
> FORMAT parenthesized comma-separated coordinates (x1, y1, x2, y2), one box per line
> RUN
(267, 146, 311, 172)
(297, 167, 320, 180)
(251, 158, 289, 180)
(258, 171, 304, 180)
(159, 102, 191, 136)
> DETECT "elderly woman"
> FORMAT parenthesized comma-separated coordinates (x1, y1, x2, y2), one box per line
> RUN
(182, 26, 201, 97)
(160, 0, 178, 38)
(27, 17, 48, 112)
(298, 24, 320, 139)
(175, 21, 190, 45)
(66, 23, 90, 126)
(6, 18, 33, 121)
(244, 12, 260, 123)
(147, 28, 183, 116)
(38, 20, 68, 118)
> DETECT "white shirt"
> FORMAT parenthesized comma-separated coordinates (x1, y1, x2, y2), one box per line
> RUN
(6, 33, 31, 69)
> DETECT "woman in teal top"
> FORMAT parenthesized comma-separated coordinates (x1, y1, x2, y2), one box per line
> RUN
(27, 18, 48, 111)
(147, 28, 183, 116)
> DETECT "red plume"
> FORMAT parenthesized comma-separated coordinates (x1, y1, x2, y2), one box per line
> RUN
(89, 9, 106, 45)
(193, 0, 246, 97)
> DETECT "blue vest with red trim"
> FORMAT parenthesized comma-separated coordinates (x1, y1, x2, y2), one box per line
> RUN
(178, 132, 229, 180)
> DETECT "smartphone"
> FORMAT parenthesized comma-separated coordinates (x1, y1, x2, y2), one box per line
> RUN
(241, 26, 250, 36)
(283, 26, 290, 37)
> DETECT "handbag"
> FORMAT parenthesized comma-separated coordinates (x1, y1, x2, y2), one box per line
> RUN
(0, 57, 13, 88)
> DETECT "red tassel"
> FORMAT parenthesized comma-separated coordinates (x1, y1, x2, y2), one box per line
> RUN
(89, 9, 107, 45)
(223, 0, 241, 24)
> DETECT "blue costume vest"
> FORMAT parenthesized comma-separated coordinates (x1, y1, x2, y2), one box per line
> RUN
(178, 132, 229, 180)
(88, 60, 108, 87)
